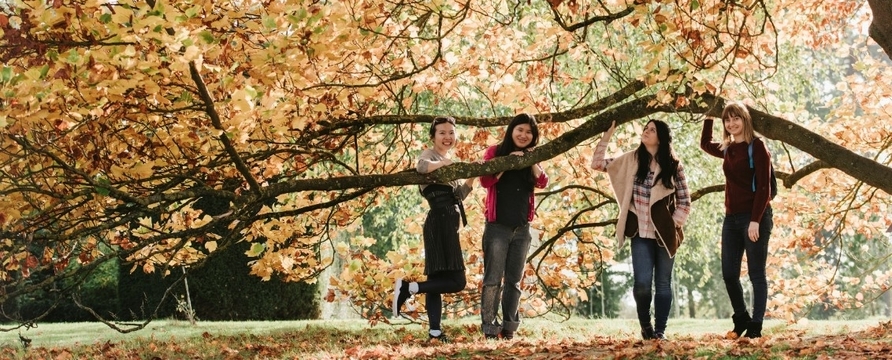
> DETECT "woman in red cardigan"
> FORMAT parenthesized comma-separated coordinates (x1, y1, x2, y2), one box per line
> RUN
(479, 113, 548, 340)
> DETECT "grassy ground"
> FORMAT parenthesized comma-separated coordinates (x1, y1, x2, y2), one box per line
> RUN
(0, 317, 889, 359)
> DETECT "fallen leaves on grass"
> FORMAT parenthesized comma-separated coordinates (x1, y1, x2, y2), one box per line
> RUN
(6, 321, 892, 359)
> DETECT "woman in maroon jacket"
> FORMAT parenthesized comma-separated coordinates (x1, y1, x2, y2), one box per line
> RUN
(700, 101, 774, 338)
(479, 113, 548, 340)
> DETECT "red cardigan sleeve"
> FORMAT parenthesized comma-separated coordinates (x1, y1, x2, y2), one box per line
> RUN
(479, 146, 500, 189)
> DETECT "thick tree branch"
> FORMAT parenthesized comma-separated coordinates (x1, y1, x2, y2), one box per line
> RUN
(868, 0, 892, 59)
(267, 95, 663, 197)
(267, 92, 892, 198)
(305, 79, 647, 134)
(550, 5, 635, 32)
(785, 161, 831, 188)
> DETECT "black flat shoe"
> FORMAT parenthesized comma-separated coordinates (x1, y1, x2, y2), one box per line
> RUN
(429, 333, 450, 343)
(392, 279, 411, 316)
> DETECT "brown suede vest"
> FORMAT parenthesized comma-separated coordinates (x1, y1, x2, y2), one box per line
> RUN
(623, 194, 684, 257)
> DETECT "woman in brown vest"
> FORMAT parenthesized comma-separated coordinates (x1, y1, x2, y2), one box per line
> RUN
(591, 120, 691, 340)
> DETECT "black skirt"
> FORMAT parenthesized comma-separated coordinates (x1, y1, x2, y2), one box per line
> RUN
(422, 186, 466, 274)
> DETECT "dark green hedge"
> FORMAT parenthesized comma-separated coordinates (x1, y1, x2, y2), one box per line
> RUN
(6, 255, 120, 323)
(185, 240, 320, 321)
(116, 240, 320, 321)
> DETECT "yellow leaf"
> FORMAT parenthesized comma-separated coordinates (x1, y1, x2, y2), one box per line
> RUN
(205, 241, 218, 252)
(231, 89, 254, 112)
(133, 161, 154, 179)
(281, 255, 295, 271)
(139, 217, 153, 229)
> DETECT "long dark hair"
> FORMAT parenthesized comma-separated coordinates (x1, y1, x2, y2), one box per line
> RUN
(634, 119, 678, 188)
(495, 113, 539, 157)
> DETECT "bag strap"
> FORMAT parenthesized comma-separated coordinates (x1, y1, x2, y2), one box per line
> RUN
(725, 141, 759, 193)
(748, 141, 756, 192)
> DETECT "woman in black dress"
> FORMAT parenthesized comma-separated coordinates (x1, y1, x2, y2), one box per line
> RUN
(393, 116, 475, 342)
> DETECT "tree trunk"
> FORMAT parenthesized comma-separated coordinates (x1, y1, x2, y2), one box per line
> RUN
(687, 286, 696, 318)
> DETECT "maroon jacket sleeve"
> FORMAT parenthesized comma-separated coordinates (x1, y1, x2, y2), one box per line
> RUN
(749, 139, 772, 223)
(700, 119, 724, 158)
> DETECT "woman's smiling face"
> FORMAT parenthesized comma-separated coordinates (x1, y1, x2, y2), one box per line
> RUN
(432, 122, 456, 153)
(723, 114, 745, 139)
(512, 123, 533, 149)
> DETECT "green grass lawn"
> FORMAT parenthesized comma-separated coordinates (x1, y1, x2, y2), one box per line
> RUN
(0, 317, 889, 359)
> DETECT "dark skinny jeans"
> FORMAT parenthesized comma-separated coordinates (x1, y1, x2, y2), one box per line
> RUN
(722, 207, 773, 322)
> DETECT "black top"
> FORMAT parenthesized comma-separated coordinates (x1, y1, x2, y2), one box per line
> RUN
(423, 183, 467, 226)
(495, 168, 533, 227)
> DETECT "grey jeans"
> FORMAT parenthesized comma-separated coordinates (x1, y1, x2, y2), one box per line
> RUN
(481, 222, 532, 335)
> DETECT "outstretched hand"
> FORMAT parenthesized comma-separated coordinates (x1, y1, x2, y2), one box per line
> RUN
(598, 121, 616, 143)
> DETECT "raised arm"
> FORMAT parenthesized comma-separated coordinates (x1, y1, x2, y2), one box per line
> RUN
(700, 118, 724, 158)
(590, 121, 616, 172)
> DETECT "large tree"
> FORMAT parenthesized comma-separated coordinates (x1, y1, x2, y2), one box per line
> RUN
(0, 0, 889, 330)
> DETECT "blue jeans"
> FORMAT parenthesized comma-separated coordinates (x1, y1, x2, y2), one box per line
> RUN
(722, 207, 773, 322)
(481, 222, 532, 335)
(630, 236, 675, 333)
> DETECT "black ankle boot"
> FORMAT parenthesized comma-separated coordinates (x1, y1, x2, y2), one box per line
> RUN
(743, 321, 763, 338)
(641, 326, 655, 340)
(730, 313, 751, 338)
